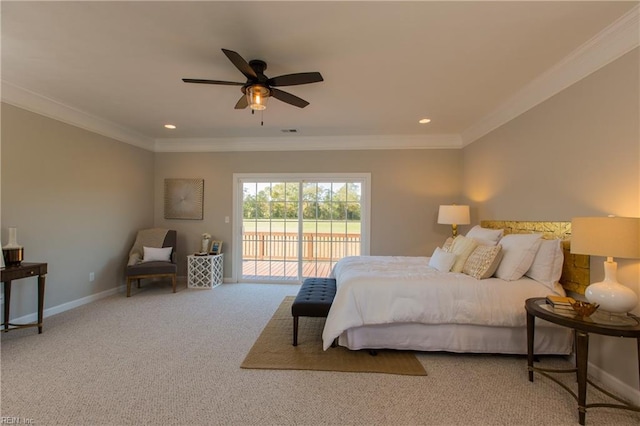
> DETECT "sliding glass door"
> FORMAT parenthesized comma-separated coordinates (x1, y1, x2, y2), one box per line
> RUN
(234, 174, 370, 283)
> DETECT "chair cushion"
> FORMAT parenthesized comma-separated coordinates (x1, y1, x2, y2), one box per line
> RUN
(126, 261, 177, 277)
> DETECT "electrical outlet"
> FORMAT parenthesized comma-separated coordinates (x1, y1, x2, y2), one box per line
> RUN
(225, 216, 230, 223)
(89, 272, 95, 282)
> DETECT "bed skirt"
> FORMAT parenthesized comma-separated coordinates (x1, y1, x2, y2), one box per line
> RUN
(338, 320, 573, 355)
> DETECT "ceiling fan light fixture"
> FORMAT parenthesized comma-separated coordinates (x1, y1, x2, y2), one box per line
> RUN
(247, 85, 270, 110)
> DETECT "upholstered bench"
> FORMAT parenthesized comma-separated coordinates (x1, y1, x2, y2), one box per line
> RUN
(291, 277, 337, 346)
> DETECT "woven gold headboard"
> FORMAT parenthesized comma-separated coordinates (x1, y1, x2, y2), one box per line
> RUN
(480, 221, 590, 295)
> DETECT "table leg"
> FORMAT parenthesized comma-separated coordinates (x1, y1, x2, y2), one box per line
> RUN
(527, 310, 535, 381)
(37, 275, 45, 334)
(575, 330, 589, 425)
(3, 281, 11, 332)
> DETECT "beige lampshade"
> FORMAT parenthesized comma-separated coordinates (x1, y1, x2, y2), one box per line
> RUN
(571, 216, 640, 259)
(437, 205, 470, 225)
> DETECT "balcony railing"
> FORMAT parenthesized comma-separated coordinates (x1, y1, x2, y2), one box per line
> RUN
(242, 232, 361, 261)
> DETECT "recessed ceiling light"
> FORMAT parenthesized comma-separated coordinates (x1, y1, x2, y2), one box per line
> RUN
(419, 118, 431, 124)
(164, 124, 177, 129)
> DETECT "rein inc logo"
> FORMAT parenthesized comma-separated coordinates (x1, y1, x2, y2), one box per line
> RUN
(0, 418, 34, 424)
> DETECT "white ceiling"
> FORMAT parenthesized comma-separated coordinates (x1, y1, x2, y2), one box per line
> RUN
(1, 1, 638, 152)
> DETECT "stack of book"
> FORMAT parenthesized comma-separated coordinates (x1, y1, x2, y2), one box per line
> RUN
(545, 295, 575, 309)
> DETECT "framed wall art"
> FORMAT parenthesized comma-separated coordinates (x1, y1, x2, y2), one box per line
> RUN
(164, 178, 204, 220)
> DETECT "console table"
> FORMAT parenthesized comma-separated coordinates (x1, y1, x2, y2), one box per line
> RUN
(187, 254, 223, 289)
(525, 297, 640, 425)
(1, 262, 48, 334)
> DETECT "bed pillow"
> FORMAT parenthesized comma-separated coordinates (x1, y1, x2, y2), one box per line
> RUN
(142, 246, 172, 263)
(441, 237, 454, 252)
(429, 247, 457, 273)
(465, 225, 503, 246)
(463, 245, 503, 279)
(494, 234, 542, 281)
(448, 235, 478, 273)
(525, 239, 564, 290)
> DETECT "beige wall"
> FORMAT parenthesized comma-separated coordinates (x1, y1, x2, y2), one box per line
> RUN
(462, 48, 640, 391)
(1, 104, 155, 318)
(154, 149, 463, 277)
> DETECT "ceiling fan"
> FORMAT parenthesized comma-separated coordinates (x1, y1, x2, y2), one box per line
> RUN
(182, 48, 323, 110)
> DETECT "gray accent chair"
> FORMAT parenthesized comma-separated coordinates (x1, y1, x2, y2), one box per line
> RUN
(125, 230, 177, 297)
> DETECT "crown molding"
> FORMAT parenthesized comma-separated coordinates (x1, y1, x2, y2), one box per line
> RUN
(2, 5, 637, 153)
(154, 134, 463, 152)
(1, 81, 155, 151)
(461, 4, 640, 147)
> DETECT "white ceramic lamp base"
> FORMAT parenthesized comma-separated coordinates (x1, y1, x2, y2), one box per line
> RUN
(585, 260, 638, 313)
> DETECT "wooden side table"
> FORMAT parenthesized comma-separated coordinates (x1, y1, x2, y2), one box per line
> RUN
(187, 254, 223, 289)
(1, 262, 48, 334)
(525, 297, 640, 425)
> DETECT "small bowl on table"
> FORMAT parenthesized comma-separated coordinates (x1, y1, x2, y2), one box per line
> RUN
(571, 301, 599, 317)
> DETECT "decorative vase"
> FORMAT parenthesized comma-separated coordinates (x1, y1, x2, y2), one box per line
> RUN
(201, 238, 210, 254)
(3, 227, 23, 266)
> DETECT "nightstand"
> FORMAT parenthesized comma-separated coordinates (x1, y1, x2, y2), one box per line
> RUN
(525, 297, 640, 425)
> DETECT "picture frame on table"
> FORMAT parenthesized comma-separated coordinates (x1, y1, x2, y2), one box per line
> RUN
(210, 240, 223, 255)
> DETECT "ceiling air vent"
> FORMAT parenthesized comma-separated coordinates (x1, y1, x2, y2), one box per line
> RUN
(281, 129, 298, 133)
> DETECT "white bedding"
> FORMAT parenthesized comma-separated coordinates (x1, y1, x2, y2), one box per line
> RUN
(322, 255, 564, 350)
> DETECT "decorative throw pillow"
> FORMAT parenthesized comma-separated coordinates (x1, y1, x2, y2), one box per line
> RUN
(442, 237, 454, 252)
(465, 225, 503, 245)
(494, 234, 543, 281)
(525, 239, 564, 290)
(429, 247, 457, 273)
(448, 235, 479, 273)
(142, 246, 172, 263)
(463, 245, 503, 279)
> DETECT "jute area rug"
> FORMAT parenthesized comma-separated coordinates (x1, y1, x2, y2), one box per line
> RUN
(241, 296, 427, 375)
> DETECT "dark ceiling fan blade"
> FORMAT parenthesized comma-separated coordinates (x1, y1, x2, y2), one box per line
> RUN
(222, 48, 258, 80)
(271, 88, 310, 108)
(268, 72, 323, 87)
(182, 78, 244, 86)
(234, 95, 248, 109)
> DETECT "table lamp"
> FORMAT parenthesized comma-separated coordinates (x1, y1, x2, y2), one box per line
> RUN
(571, 216, 640, 313)
(438, 205, 470, 237)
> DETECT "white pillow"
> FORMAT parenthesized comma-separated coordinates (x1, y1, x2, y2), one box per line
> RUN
(142, 246, 172, 263)
(429, 247, 457, 273)
(525, 239, 564, 290)
(449, 235, 478, 273)
(494, 234, 543, 281)
(466, 225, 503, 245)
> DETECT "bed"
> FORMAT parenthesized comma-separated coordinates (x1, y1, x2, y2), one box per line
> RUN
(322, 221, 590, 355)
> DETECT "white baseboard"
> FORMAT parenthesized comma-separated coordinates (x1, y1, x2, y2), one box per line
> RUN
(588, 361, 640, 405)
(6, 274, 191, 324)
(6, 285, 125, 325)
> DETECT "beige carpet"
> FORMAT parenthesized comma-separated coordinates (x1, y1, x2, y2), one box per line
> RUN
(4, 283, 640, 425)
(241, 296, 427, 375)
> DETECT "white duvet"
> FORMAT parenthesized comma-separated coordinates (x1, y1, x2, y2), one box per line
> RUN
(322, 256, 562, 350)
